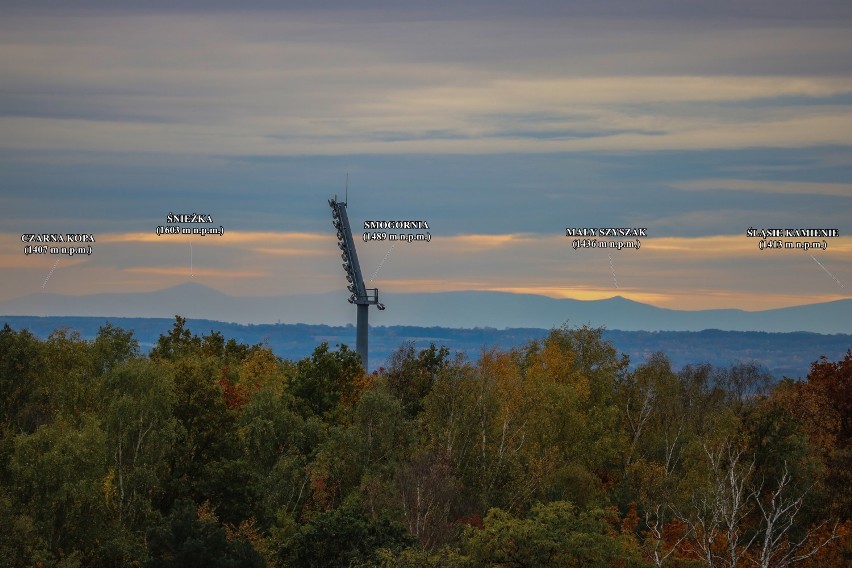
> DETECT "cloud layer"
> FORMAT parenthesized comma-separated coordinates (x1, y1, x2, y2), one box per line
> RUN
(1, 3, 850, 313)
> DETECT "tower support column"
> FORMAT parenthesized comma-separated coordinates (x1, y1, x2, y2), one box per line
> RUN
(356, 302, 368, 369)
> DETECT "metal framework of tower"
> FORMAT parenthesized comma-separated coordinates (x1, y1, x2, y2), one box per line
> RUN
(329, 196, 384, 369)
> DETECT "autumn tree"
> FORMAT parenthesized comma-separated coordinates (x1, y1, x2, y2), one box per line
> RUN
(618, 353, 695, 566)
(780, 351, 852, 518)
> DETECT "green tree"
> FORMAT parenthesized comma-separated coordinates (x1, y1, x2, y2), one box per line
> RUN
(238, 388, 321, 525)
(91, 321, 139, 373)
(467, 501, 646, 567)
(288, 342, 363, 419)
(385, 341, 451, 418)
(11, 415, 114, 565)
(157, 347, 255, 526)
(150, 316, 202, 361)
(279, 495, 413, 568)
(100, 358, 177, 533)
(145, 499, 264, 568)
(0, 323, 46, 433)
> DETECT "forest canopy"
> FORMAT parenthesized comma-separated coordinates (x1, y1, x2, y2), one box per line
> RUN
(1, 317, 849, 567)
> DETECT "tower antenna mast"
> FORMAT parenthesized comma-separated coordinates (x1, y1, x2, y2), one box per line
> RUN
(328, 183, 384, 369)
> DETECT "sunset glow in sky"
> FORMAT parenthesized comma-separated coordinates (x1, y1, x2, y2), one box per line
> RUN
(1, 1, 850, 313)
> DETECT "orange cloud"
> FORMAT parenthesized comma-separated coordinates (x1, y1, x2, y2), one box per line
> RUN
(439, 233, 533, 251)
(0, 230, 847, 311)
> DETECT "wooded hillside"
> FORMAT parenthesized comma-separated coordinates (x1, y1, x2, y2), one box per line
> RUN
(1, 318, 849, 567)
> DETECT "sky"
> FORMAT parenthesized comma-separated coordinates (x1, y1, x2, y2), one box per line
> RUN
(1, 0, 851, 314)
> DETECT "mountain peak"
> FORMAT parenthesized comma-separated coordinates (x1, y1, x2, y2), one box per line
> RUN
(1, 288, 848, 333)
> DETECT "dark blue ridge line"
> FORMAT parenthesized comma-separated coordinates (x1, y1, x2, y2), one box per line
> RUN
(2, 315, 848, 379)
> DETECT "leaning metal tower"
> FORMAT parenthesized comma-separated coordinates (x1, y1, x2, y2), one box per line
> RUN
(328, 196, 384, 369)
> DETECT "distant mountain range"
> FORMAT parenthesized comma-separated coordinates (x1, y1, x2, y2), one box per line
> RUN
(0, 282, 849, 334)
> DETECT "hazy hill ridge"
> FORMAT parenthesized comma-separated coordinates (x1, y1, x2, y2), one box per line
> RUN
(1, 282, 850, 333)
